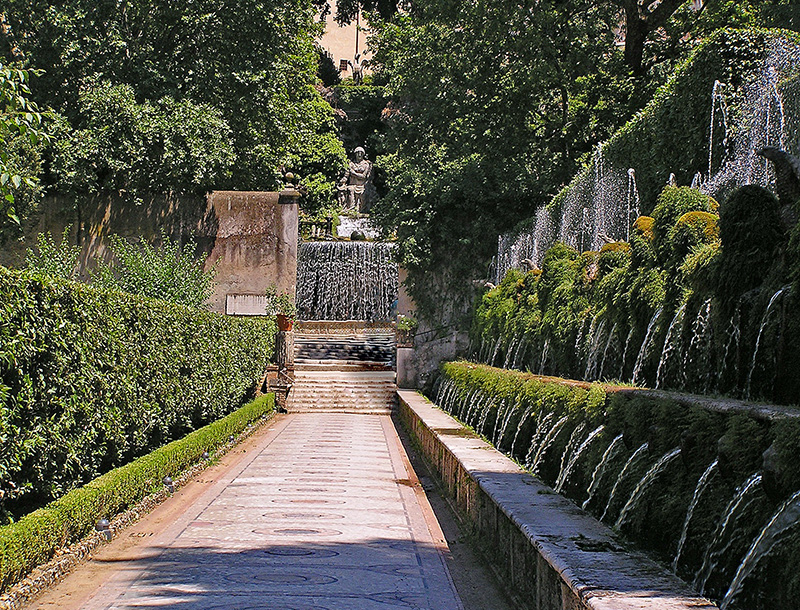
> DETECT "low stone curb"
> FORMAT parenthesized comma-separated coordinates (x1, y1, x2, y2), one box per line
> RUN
(397, 390, 718, 610)
(0, 413, 274, 610)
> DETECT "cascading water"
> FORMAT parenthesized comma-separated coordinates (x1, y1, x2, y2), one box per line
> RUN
(694, 472, 764, 594)
(510, 403, 537, 458)
(721, 487, 800, 610)
(598, 323, 619, 381)
(601, 442, 650, 522)
(673, 459, 719, 573)
(296, 241, 398, 321)
(554, 423, 587, 492)
(614, 447, 682, 529)
(626, 168, 640, 241)
(746, 285, 790, 398)
(632, 309, 663, 385)
(708, 79, 730, 180)
(538, 338, 550, 375)
(684, 298, 714, 392)
(495, 395, 523, 449)
(583, 320, 607, 380)
(555, 425, 605, 494)
(583, 433, 625, 510)
(656, 303, 687, 390)
(702, 41, 800, 200)
(529, 415, 569, 473)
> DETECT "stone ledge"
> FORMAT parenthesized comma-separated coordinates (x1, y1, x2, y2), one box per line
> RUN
(396, 389, 718, 610)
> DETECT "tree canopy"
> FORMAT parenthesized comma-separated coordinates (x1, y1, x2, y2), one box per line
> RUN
(364, 0, 798, 320)
(0, 0, 346, 227)
(0, 64, 46, 224)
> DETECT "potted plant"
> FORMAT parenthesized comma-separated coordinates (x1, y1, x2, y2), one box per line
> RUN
(396, 313, 418, 347)
(265, 285, 297, 331)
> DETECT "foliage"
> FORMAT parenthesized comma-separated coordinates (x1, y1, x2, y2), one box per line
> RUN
(472, 176, 800, 403)
(331, 83, 389, 161)
(717, 184, 785, 298)
(316, 45, 341, 87)
(264, 284, 298, 318)
(396, 313, 418, 333)
(50, 82, 235, 201)
(651, 186, 716, 267)
(0, 63, 47, 226)
(2, 0, 346, 220)
(91, 230, 216, 309)
(0, 265, 274, 521)
(25, 227, 80, 280)
(550, 29, 799, 220)
(0, 394, 275, 592)
(367, 1, 633, 321)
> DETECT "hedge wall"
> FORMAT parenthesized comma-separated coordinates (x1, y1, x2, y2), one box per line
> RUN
(0, 266, 275, 521)
(0, 393, 275, 592)
(506, 28, 800, 236)
(434, 362, 800, 610)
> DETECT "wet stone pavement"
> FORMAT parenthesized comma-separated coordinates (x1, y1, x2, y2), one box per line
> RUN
(77, 413, 464, 610)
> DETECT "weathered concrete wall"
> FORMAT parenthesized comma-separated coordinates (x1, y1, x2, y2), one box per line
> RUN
(396, 390, 718, 610)
(0, 190, 299, 314)
(205, 190, 298, 313)
(395, 266, 471, 389)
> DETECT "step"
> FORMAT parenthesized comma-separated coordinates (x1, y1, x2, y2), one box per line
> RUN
(287, 367, 397, 414)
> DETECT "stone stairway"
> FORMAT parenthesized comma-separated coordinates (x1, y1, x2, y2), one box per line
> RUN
(287, 322, 397, 414)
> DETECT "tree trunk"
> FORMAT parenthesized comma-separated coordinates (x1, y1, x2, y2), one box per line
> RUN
(623, 4, 649, 75)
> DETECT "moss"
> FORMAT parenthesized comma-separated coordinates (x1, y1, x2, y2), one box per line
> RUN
(679, 241, 720, 294)
(598, 242, 632, 276)
(634, 216, 655, 240)
(717, 185, 784, 298)
(716, 415, 769, 481)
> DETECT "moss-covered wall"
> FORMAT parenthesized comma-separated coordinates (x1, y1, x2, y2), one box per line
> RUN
(474, 182, 800, 405)
(434, 362, 800, 609)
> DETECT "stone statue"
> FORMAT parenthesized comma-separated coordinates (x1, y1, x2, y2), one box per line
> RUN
(758, 146, 800, 229)
(337, 147, 374, 213)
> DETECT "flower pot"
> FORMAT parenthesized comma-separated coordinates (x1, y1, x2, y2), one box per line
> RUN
(276, 314, 294, 332)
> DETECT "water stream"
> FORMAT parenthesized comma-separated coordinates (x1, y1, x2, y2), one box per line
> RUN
(615, 448, 682, 529)
(673, 459, 719, 573)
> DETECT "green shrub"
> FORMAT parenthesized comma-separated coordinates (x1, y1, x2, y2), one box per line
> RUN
(0, 394, 274, 591)
(24, 227, 80, 281)
(0, 266, 274, 520)
(718, 184, 784, 298)
(670, 211, 720, 260)
(651, 186, 716, 266)
(90, 230, 216, 309)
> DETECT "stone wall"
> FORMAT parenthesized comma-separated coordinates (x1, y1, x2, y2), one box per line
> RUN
(396, 390, 718, 610)
(0, 190, 299, 314)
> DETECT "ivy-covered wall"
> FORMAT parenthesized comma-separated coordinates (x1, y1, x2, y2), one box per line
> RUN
(474, 183, 800, 405)
(545, 28, 800, 222)
(434, 362, 800, 610)
(0, 266, 274, 522)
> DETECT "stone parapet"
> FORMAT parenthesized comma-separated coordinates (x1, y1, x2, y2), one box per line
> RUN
(396, 390, 718, 610)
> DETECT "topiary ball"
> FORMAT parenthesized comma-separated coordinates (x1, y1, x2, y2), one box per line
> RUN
(651, 186, 717, 266)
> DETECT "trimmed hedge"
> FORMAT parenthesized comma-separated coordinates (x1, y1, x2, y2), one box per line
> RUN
(0, 393, 275, 592)
(547, 28, 800, 219)
(434, 362, 800, 609)
(0, 266, 275, 519)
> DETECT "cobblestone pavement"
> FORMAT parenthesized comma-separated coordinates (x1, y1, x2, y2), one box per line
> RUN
(73, 413, 464, 610)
